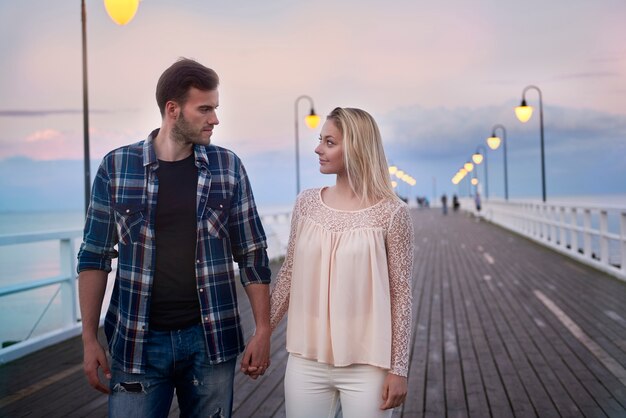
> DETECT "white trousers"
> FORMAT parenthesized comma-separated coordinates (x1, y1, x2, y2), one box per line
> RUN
(284, 354, 393, 418)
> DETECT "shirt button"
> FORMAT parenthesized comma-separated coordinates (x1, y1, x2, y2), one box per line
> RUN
(201, 198, 206, 202)
(196, 259, 200, 264)
(219, 204, 223, 208)
(204, 317, 209, 322)
(199, 288, 204, 292)
(125, 209, 130, 213)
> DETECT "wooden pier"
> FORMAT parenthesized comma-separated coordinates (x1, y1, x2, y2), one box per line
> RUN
(1, 209, 625, 417)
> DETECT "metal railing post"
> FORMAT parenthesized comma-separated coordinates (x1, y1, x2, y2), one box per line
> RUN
(60, 238, 78, 327)
(583, 209, 592, 257)
(599, 210, 609, 264)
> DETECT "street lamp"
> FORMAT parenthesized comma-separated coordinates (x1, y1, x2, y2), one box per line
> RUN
(487, 124, 508, 200)
(472, 144, 488, 199)
(294, 95, 320, 195)
(82, 0, 139, 214)
(516, 85, 546, 202)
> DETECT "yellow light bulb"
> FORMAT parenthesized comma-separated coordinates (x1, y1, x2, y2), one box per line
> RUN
(304, 113, 320, 129)
(487, 136, 501, 150)
(464, 162, 474, 172)
(515, 105, 533, 123)
(472, 153, 483, 165)
(104, 0, 139, 25)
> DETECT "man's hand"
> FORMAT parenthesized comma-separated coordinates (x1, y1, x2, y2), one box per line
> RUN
(380, 373, 407, 410)
(240, 329, 270, 380)
(83, 339, 111, 394)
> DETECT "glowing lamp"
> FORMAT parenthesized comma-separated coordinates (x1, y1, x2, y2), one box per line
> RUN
(305, 110, 320, 129)
(104, 0, 139, 25)
(395, 170, 404, 179)
(471, 178, 478, 186)
(388, 165, 398, 175)
(472, 152, 483, 165)
(391, 181, 398, 188)
(464, 162, 474, 172)
(487, 135, 501, 150)
(515, 99, 533, 123)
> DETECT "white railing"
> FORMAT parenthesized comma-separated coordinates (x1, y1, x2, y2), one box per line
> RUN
(0, 211, 292, 364)
(460, 198, 626, 282)
(0, 230, 83, 364)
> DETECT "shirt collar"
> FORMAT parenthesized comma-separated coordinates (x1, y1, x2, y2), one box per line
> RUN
(142, 128, 211, 170)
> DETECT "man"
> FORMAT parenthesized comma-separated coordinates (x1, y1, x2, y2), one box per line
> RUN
(77, 58, 271, 417)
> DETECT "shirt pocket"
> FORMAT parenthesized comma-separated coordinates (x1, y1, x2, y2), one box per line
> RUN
(113, 203, 146, 245)
(201, 196, 230, 238)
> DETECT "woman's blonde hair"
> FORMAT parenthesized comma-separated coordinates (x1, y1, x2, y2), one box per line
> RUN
(326, 107, 399, 205)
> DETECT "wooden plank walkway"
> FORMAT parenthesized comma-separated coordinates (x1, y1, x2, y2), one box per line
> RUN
(1, 208, 626, 417)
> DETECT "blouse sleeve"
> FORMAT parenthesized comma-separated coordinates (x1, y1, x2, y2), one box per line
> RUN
(386, 204, 414, 376)
(269, 194, 302, 331)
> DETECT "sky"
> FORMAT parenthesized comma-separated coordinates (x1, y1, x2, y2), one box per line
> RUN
(1, 0, 625, 212)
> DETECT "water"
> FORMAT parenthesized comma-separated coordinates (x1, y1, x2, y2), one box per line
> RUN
(0, 206, 292, 345)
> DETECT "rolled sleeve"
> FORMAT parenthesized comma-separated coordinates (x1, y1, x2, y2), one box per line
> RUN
(77, 161, 118, 273)
(228, 162, 271, 287)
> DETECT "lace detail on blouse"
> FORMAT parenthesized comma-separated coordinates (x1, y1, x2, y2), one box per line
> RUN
(270, 188, 414, 376)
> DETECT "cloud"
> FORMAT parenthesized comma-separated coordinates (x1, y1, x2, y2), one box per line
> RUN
(548, 72, 620, 81)
(0, 109, 125, 117)
(24, 129, 63, 143)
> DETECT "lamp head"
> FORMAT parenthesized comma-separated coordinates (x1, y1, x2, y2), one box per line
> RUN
(487, 135, 501, 150)
(304, 109, 321, 129)
(388, 165, 398, 175)
(515, 99, 533, 123)
(472, 152, 483, 165)
(471, 178, 478, 186)
(464, 162, 474, 172)
(104, 0, 139, 25)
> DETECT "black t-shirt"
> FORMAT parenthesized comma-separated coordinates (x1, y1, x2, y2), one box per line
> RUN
(149, 153, 201, 330)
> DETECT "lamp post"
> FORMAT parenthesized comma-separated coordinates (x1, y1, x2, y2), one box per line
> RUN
(294, 95, 320, 195)
(472, 145, 488, 199)
(464, 161, 474, 197)
(487, 124, 508, 200)
(82, 0, 139, 214)
(515, 85, 546, 202)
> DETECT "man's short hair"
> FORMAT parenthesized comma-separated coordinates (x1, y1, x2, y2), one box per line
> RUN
(156, 58, 219, 116)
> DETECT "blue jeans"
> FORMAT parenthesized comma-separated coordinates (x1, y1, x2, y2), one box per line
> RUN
(109, 323, 236, 418)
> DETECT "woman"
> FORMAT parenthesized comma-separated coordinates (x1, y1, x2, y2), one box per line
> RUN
(270, 107, 414, 417)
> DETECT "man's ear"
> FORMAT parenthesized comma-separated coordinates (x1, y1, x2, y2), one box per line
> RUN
(165, 100, 179, 120)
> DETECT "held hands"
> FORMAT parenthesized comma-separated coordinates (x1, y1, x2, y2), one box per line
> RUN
(380, 373, 407, 410)
(82, 339, 111, 394)
(240, 328, 271, 380)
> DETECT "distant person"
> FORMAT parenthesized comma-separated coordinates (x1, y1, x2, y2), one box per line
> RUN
(270, 107, 414, 417)
(76, 58, 271, 417)
(441, 194, 448, 215)
(475, 191, 482, 212)
(453, 194, 460, 212)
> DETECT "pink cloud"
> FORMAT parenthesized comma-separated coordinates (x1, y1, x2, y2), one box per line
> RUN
(24, 129, 64, 143)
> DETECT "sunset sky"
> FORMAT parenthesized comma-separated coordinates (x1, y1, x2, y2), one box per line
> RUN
(1, 0, 625, 211)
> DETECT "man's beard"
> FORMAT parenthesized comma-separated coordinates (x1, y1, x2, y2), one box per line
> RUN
(172, 111, 205, 145)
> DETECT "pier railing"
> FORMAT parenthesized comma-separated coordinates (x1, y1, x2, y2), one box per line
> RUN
(460, 198, 626, 282)
(0, 230, 83, 364)
(0, 211, 291, 364)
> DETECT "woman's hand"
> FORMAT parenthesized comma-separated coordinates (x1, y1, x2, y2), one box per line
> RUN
(380, 373, 407, 410)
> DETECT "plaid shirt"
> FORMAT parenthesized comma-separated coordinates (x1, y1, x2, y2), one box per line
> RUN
(77, 130, 271, 374)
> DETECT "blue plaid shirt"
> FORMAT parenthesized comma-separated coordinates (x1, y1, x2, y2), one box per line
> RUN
(77, 130, 271, 374)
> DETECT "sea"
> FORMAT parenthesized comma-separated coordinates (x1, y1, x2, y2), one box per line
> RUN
(0, 205, 292, 346)
(0, 196, 625, 347)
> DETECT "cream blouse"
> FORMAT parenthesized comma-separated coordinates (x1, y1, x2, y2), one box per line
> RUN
(270, 188, 414, 376)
